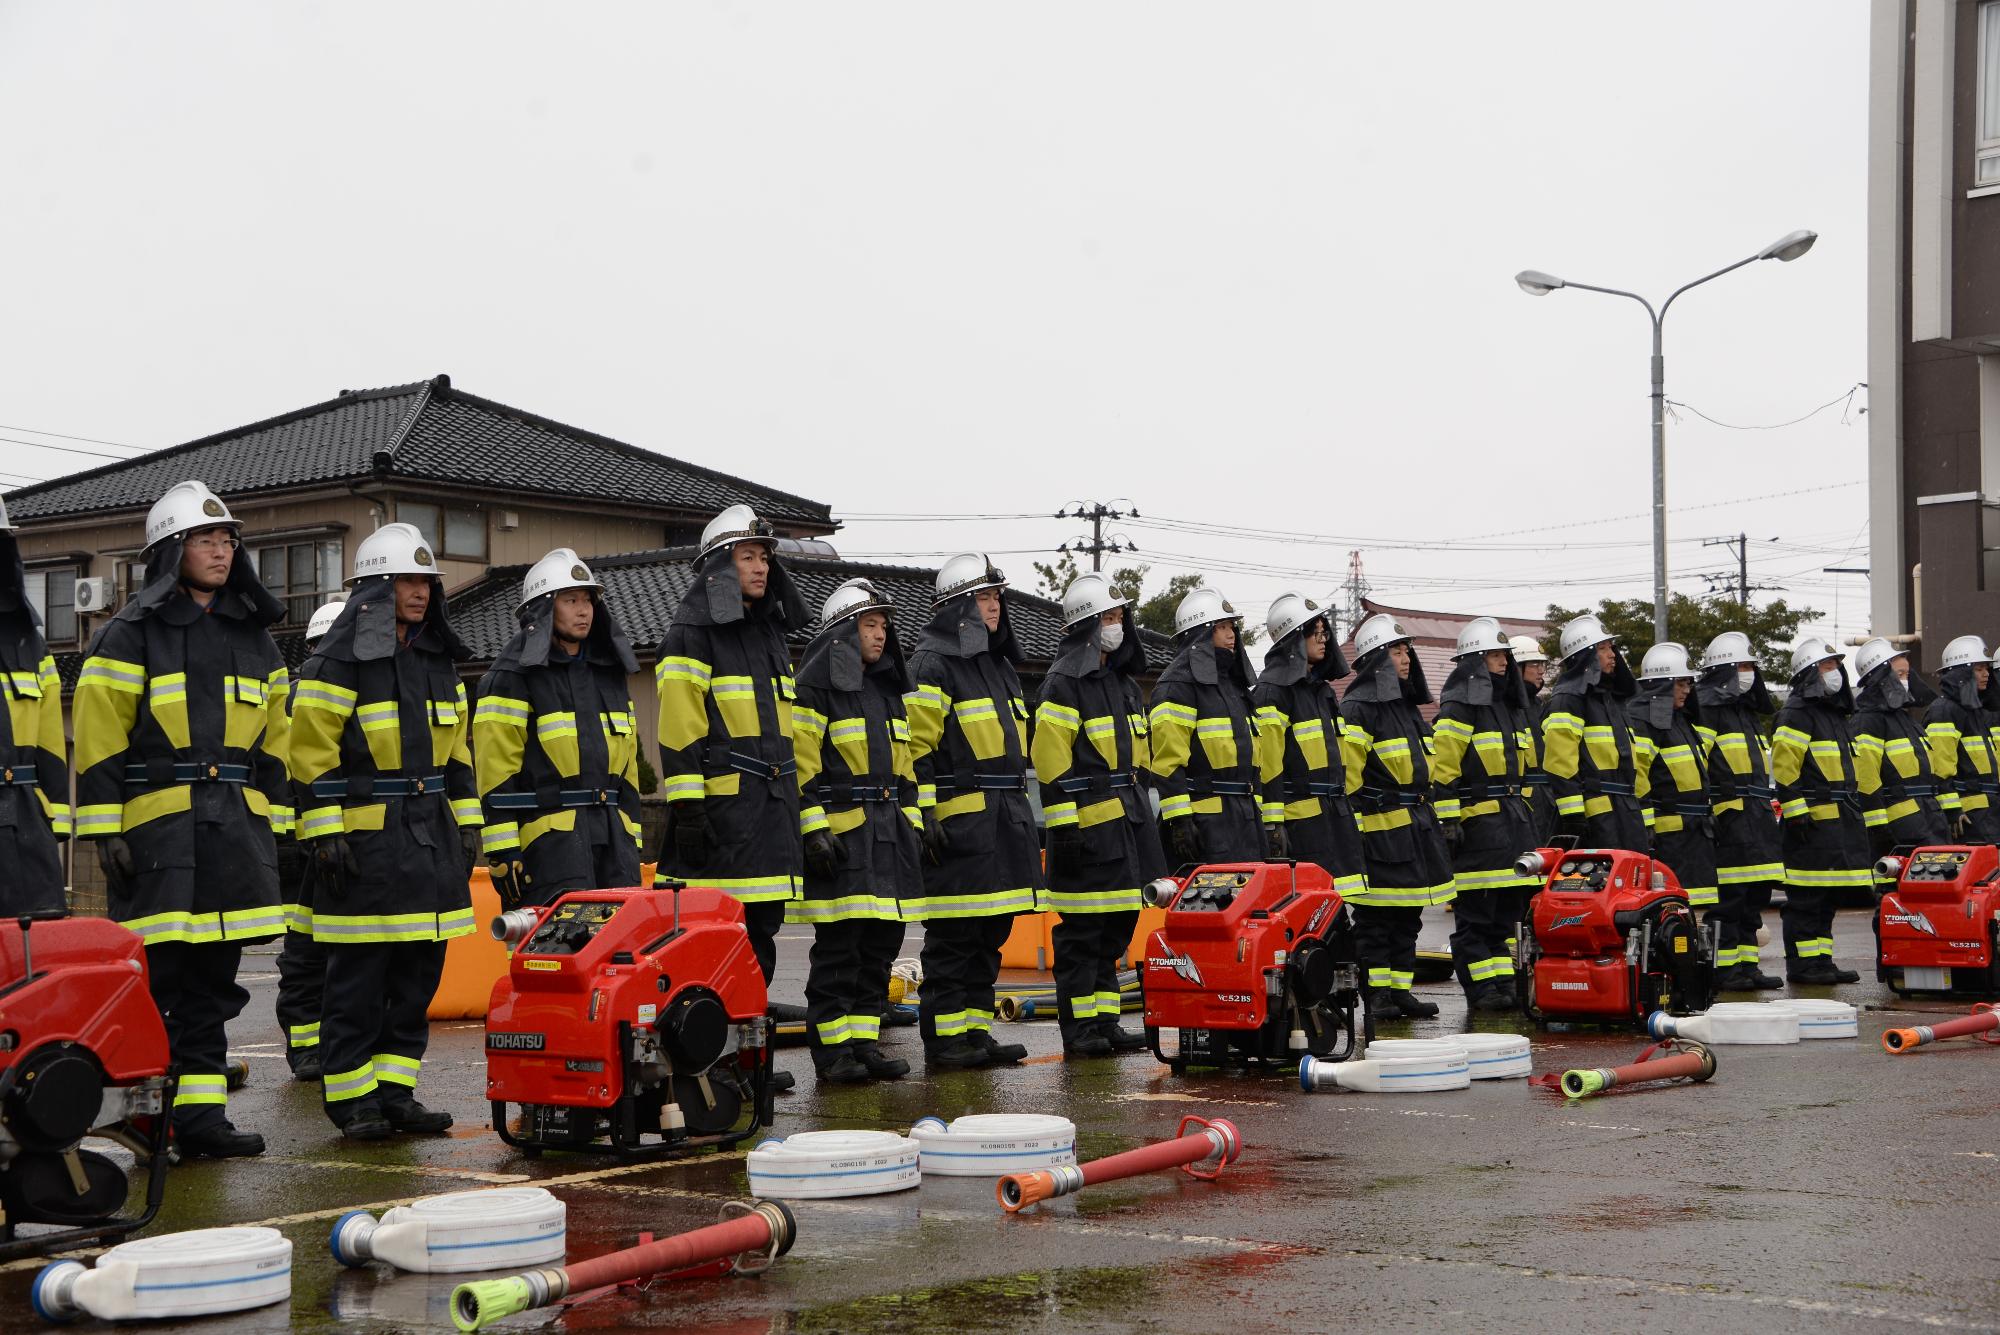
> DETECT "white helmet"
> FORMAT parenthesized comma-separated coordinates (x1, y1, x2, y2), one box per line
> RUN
(934, 553, 1007, 605)
(1790, 636, 1839, 679)
(1353, 612, 1413, 661)
(1061, 572, 1130, 628)
(1700, 630, 1753, 672)
(820, 576, 895, 629)
(1172, 587, 1239, 637)
(1854, 636, 1901, 682)
(1266, 591, 1328, 643)
(1940, 634, 1989, 672)
(519, 547, 600, 610)
(1638, 642, 1695, 682)
(1453, 616, 1509, 659)
(304, 598, 347, 645)
(1508, 634, 1548, 665)
(349, 522, 437, 584)
(699, 504, 775, 558)
(144, 480, 238, 552)
(1559, 614, 1613, 662)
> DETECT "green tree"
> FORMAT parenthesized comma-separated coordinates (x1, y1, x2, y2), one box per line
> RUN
(1544, 593, 1820, 682)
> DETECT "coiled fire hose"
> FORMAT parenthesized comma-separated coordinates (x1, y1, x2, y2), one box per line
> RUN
(1882, 1002, 2000, 1053)
(997, 1116, 1239, 1212)
(1530, 1039, 1717, 1099)
(448, 1200, 795, 1332)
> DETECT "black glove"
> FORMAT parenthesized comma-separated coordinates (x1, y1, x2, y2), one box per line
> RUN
(489, 857, 528, 911)
(803, 829, 847, 880)
(459, 827, 481, 878)
(97, 836, 136, 897)
(1441, 819, 1463, 859)
(1263, 821, 1291, 861)
(1046, 824, 1085, 876)
(1165, 817, 1202, 869)
(313, 834, 358, 901)
(921, 810, 952, 867)
(666, 801, 713, 869)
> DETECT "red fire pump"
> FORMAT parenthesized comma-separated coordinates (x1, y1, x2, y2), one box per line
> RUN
(1873, 845, 2000, 996)
(1140, 862, 1361, 1073)
(485, 883, 774, 1159)
(1514, 846, 1717, 1028)
(0, 912, 175, 1259)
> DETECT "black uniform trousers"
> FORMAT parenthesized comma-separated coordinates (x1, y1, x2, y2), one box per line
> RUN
(318, 940, 446, 1124)
(1449, 888, 1533, 997)
(149, 941, 249, 1133)
(1779, 887, 1836, 967)
(742, 901, 786, 985)
(275, 931, 327, 1072)
(1051, 909, 1136, 1042)
(805, 918, 906, 1067)
(1353, 905, 1423, 995)
(919, 913, 1015, 1049)
(1710, 881, 1774, 979)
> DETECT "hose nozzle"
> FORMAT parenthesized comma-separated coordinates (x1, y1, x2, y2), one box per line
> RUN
(1513, 850, 1552, 879)
(490, 908, 541, 946)
(1873, 854, 1906, 883)
(1560, 1067, 1612, 1098)
(451, 1270, 562, 1333)
(1140, 878, 1180, 909)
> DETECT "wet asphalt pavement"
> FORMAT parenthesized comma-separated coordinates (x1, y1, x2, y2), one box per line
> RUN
(5, 907, 1998, 1334)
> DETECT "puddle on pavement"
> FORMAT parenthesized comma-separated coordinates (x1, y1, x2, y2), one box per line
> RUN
(785, 1263, 1155, 1334)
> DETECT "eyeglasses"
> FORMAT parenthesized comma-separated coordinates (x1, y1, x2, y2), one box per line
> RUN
(185, 534, 240, 553)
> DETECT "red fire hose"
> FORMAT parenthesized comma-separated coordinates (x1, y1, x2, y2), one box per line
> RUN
(1882, 1003, 2000, 1053)
(1529, 1039, 1717, 1099)
(449, 1200, 795, 1331)
(997, 1115, 1240, 1213)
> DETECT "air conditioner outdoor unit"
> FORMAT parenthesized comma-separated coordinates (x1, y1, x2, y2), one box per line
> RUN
(73, 577, 117, 614)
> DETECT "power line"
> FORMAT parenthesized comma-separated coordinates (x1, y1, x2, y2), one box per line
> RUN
(1055, 499, 1138, 572)
(1665, 382, 1866, 432)
(0, 422, 146, 452)
(0, 433, 140, 463)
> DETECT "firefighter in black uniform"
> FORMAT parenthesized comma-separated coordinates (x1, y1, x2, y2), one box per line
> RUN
(1695, 631, 1784, 990)
(1922, 635, 2000, 843)
(475, 549, 643, 907)
(1431, 617, 1539, 1013)
(73, 480, 291, 1157)
(791, 579, 921, 1084)
(1033, 573, 1169, 1059)
(1770, 638, 1869, 983)
(1632, 642, 1720, 922)
(0, 497, 69, 915)
(1851, 636, 1951, 872)
(1147, 587, 1270, 867)
(1541, 614, 1650, 850)
(1510, 636, 1560, 845)
(654, 505, 808, 979)
(290, 523, 479, 1139)
(1252, 592, 1366, 902)
(275, 597, 345, 1080)
(905, 554, 1041, 1070)
(1339, 612, 1453, 1020)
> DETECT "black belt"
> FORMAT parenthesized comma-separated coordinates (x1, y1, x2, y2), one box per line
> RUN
(1664, 802, 1712, 818)
(1979, 781, 2000, 798)
(726, 751, 796, 782)
(1284, 779, 1344, 800)
(1717, 780, 1777, 800)
(1898, 783, 1938, 799)
(127, 762, 250, 785)
(1459, 782, 1527, 800)
(1590, 780, 1637, 797)
(0, 762, 37, 786)
(1358, 786, 1429, 809)
(1189, 780, 1255, 798)
(487, 788, 622, 811)
(935, 773, 1028, 795)
(816, 782, 901, 803)
(1519, 773, 1548, 788)
(311, 774, 448, 798)
(1056, 771, 1137, 794)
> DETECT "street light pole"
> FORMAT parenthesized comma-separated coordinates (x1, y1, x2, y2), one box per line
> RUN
(1514, 229, 1817, 644)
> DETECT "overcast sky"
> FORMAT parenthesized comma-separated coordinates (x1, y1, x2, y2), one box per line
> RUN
(0, 3, 1871, 648)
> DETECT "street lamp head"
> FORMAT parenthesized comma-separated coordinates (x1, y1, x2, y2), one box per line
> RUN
(1514, 269, 1565, 296)
(1756, 229, 1817, 263)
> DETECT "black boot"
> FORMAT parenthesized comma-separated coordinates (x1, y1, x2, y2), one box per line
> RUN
(852, 1042, 911, 1080)
(1786, 960, 1844, 985)
(771, 1069, 796, 1094)
(1748, 967, 1785, 989)
(974, 1030, 1028, 1064)
(815, 1047, 872, 1084)
(1099, 1021, 1148, 1052)
(1063, 1030, 1113, 1059)
(1826, 964, 1860, 984)
(926, 1037, 990, 1069)
(331, 1099, 393, 1142)
(381, 1095, 454, 1134)
(177, 1119, 266, 1159)
(1467, 983, 1514, 1013)
(290, 1052, 323, 1083)
(1394, 990, 1440, 1019)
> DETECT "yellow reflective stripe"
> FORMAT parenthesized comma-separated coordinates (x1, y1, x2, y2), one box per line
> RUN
(1036, 701, 1081, 732)
(76, 804, 122, 835)
(1043, 801, 1079, 827)
(374, 1053, 422, 1087)
(324, 1064, 378, 1102)
(174, 1073, 229, 1107)
(294, 681, 359, 716)
(656, 656, 712, 689)
(474, 695, 531, 727)
(451, 797, 482, 826)
(78, 656, 146, 693)
(482, 821, 521, 853)
(149, 673, 188, 705)
(357, 701, 399, 731)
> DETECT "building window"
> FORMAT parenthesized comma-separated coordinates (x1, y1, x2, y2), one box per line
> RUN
(396, 500, 487, 561)
(1982, 2, 2000, 187)
(23, 566, 79, 645)
(255, 539, 344, 627)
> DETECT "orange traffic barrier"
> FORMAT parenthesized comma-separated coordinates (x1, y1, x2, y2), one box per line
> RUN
(998, 907, 1164, 973)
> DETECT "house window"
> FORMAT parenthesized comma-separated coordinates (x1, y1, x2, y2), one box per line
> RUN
(255, 539, 344, 627)
(396, 501, 487, 561)
(1981, 2, 2000, 187)
(23, 566, 79, 645)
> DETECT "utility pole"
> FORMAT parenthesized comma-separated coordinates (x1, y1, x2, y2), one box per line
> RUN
(1055, 500, 1138, 572)
(1703, 533, 1751, 608)
(1340, 550, 1370, 640)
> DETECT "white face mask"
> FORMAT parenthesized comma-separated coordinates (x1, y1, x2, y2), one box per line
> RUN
(1098, 621, 1125, 651)
(1821, 668, 1843, 694)
(1737, 668, 1757, 690)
